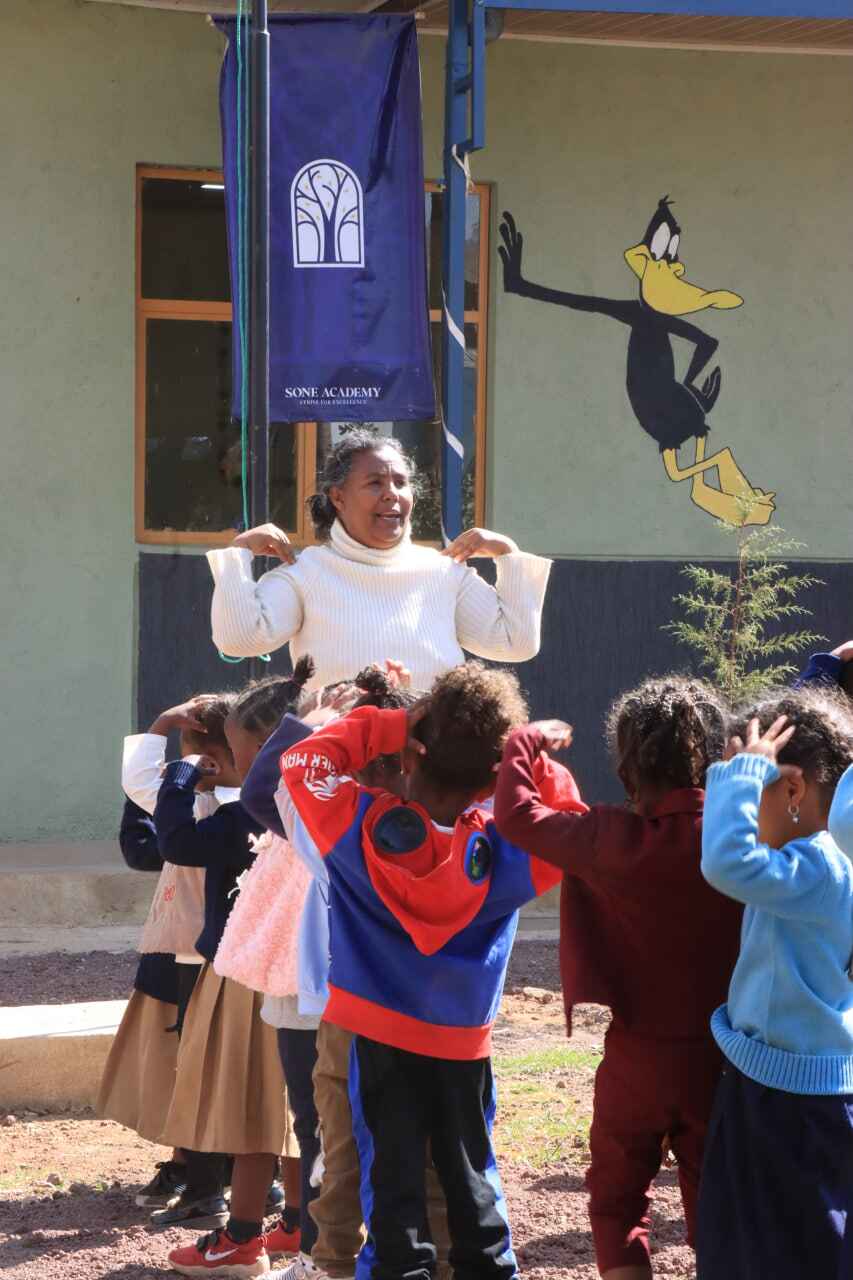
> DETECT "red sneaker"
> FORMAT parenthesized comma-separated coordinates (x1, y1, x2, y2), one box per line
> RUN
(168, 1228, 270, 1276)
(266, 1222, 301, 1258)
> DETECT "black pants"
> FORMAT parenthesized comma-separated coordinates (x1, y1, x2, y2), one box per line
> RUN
(277, 1027, 320, 1252)
(348, 1035, 516, 1280)
(696, 1065, 853, 1280)
(175, 962, 230, 1200)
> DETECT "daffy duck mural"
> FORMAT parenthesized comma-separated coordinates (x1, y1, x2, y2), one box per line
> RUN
(499, 199, 775, 525)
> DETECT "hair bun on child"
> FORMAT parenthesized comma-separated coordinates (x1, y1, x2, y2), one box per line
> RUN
(354, 664, 394, 699)
(291, 655, 316, 690)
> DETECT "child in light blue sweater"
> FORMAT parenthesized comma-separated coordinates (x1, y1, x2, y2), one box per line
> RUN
(697, 688, 853, 1280)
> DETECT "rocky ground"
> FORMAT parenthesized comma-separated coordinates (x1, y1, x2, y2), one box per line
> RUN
(0, 942, 696, 1279)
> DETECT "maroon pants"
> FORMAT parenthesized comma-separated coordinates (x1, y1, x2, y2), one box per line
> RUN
(586, 1026, 723, 1275)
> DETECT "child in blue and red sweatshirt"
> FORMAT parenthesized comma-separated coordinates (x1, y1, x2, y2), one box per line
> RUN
(494, 677, 743, 1280)
(278, 662, 582, 1280)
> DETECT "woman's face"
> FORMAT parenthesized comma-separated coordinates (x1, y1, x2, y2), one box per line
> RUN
(330, 446, 414, 549)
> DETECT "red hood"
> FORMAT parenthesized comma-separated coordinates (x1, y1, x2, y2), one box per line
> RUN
(362, 798, 493, 956)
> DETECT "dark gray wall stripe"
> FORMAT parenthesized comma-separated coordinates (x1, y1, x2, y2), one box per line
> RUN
(138, 554, 853, 803)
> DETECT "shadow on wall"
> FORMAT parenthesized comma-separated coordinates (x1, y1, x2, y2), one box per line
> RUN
(137, 554, 853, 804)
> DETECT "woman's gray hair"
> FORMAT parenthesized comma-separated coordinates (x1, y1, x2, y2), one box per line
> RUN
(307, 429, 416, 541)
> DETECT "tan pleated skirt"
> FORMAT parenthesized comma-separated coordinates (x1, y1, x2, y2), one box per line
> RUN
(96, 990, 178, 1144)
(159, 963, 298, 1157)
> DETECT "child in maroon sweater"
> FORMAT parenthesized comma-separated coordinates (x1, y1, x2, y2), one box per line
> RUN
(494, 677, 743, 1280)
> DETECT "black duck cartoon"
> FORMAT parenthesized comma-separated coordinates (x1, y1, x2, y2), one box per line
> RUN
(499, 198, 774, 526)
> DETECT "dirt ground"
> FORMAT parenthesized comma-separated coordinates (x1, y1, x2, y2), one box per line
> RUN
(0, 942, 696, 1279)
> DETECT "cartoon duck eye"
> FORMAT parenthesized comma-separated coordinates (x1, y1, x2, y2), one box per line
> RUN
(649, 223, 671, 262)
(667, 233, 680, 262)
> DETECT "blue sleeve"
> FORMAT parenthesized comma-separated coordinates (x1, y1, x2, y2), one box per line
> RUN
(702, 755, 833, 918)
(154, 761, 262, 870)
(119, 798, 163, 872)
(829, 763, 853, 858)
(793, 653, 843, 689)
(241, 714, 313, 837)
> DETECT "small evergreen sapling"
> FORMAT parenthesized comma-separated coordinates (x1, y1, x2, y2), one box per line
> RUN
(665, 522, 825, 704)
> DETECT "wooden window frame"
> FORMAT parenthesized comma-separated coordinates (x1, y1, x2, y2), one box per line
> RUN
(135, 164, 488, 547)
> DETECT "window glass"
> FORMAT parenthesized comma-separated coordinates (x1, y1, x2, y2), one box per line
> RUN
(425, 192, 481, 313)
(144, 318, 296, 533)
(141, 178, 230, 302)
(315, 323, 478, 544)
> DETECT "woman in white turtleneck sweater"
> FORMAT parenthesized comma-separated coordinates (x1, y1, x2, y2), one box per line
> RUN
(208, 430, 552, 689)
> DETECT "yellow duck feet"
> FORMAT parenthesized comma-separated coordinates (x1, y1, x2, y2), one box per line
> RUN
(663, 440, 776, 526)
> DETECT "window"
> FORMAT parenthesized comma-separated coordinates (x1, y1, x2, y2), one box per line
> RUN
(136, 166, 489, 545)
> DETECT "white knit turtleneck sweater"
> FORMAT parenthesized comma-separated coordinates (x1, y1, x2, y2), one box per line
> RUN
(207, 521, 552, 690)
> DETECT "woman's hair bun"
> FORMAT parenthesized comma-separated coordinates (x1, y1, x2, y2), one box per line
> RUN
(292, 655, 316, 690)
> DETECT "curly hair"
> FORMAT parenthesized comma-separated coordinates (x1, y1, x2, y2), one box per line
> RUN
(231, 657, 316, 738)
(307, 430, 415, 541)
(415, 662, 529, 793)
(351, 665, 418, 786)
(181, 692, 238, 755)
(731, 686, 853, 795)
(607, 675, 729, 794)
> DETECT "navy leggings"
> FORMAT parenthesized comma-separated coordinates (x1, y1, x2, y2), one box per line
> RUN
(696, 1065, 853, 1280)
(277, 1027, 321, 1253)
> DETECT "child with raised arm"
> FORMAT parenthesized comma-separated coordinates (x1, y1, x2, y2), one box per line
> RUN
(278, 663, 577, 1280)
(494, 677, 742, 1280)
(697, 689, 853, 1280)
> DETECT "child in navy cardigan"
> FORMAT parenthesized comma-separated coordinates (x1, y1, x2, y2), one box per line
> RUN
(698, 688, 853, 1280)
(157, 663, 316, 1279)
(279, 663, 576, 1280)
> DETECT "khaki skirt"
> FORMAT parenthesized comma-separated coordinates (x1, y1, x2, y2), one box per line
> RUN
(159, 963, 297, 1157)
(96, 990, 178, 1144)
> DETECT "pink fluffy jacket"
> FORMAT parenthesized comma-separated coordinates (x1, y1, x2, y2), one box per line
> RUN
(213, 831, 310, 996)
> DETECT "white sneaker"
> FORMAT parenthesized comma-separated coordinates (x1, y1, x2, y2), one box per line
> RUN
(268, 1253, 344, 1280)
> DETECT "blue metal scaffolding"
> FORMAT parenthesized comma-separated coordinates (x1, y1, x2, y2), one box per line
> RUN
(438, 0, 853, 540)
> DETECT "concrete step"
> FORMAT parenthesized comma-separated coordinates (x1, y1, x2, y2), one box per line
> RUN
(0, 842, 153, 930)
(0, 999, 126, 1111)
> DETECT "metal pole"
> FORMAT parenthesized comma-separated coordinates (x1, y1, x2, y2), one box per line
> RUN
(249, 0, 270, 677)
(440, 0, 469, 544)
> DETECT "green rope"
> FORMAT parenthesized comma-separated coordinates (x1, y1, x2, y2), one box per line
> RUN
(236, 0, 250, 532)
(220, 3, 269, 666)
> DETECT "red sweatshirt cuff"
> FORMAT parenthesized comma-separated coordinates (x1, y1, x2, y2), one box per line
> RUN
(371, 707, 410, 757)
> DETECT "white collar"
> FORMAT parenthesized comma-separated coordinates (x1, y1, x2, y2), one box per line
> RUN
(328, 518, 412, 567)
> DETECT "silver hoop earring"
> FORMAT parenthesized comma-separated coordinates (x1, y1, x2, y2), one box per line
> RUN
(788, 803, 800, 825)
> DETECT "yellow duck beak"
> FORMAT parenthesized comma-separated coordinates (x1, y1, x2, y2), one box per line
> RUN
(624, 244, 743, 317)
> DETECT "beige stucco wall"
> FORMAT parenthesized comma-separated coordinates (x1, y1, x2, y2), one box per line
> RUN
(1, 2, 849, 839)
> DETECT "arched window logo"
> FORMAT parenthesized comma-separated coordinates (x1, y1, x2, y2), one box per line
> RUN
(291, 160, 365, 269)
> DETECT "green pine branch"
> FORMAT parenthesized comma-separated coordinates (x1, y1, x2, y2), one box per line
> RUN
(663, 521, 825, 704)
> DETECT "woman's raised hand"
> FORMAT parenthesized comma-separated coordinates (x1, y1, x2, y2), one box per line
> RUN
(441, 528, 519, 563)
(232, 523, 296, 564)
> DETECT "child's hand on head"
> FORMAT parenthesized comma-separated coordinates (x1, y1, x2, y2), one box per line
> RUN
(530, 720, 573, 753)
(384, 659, 412, 689)
(151, 696, 216, 736)
(726, 715, 797, 765)
(406, 700, 429, 755)
(830, 639, 853, 663)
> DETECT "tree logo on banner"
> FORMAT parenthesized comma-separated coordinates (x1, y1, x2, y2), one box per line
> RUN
(291, 160, 365, 268)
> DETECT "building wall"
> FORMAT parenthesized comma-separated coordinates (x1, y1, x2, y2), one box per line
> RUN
(419, 36, 853, 561)
(2, 2, 850, 838)
(0, 0, 224, 840)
